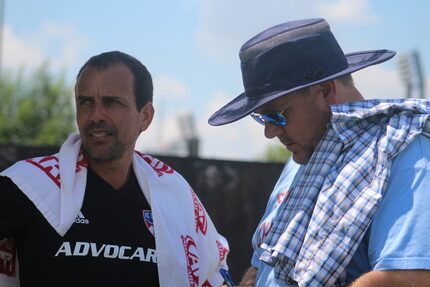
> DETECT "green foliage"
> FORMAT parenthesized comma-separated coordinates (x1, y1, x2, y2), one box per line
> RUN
(261, 144, 291, 163)
(0, 63, 76, 145)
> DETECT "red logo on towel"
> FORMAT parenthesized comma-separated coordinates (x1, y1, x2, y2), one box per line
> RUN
(26, 152, 87, 187)
(190, 188, 207, 235)
(181, 235, 199, 287)
(216, 240, 229, 262)
(202, 280, 213, 287)
(75, 153, 88, 172)
(0, 238, 16, 276)
(27, 155, 61, 186)
(136, 152, 174, 177)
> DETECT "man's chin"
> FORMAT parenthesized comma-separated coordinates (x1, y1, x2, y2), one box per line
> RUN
(291, 152, 310, 165)
(83, 145, 122, 163)
(89, 154, 117, 163)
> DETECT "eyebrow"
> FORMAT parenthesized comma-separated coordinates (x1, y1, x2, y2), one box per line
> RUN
(76, 95, 123, 101)
(76, 95, 91, 100)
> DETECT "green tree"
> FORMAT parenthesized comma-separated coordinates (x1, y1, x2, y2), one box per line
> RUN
(261, 144, 291, 163)
(0, 63, 76, 145)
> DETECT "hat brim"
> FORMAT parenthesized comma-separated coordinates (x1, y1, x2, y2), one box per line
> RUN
(208, 49, 395, 126)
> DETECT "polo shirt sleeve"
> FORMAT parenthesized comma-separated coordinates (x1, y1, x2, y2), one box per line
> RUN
(367, 134, 430, 270)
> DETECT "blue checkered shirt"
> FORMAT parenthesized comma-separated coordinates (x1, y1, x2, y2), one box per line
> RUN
(259, 99, 430, 286)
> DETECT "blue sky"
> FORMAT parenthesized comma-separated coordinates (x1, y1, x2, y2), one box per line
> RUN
(3, 0, 429, 161)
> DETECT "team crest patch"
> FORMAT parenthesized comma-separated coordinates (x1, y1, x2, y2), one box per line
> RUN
(143, 210, 155, 236)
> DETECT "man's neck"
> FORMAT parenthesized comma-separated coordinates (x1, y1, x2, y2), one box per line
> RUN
(88, 156, 133, 190)
(333, 78, 365, 104)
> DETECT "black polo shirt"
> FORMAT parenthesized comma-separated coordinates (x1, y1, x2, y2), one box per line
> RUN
(0, 167, 159, 287)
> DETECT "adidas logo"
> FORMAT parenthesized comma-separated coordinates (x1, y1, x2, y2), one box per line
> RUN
(75, 211, 90, 224)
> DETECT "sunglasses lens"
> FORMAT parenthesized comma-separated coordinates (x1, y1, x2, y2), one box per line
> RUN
(251, 113, 266, 125)
(251, 112, 287, 126)
(263, 113, 287, 126)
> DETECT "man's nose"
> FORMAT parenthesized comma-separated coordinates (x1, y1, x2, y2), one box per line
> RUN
(264, 123, 284, 139)
(89, 102, 108, 122)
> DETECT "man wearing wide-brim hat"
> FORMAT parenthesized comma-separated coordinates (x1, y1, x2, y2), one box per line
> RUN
(210, 18, 430, 287)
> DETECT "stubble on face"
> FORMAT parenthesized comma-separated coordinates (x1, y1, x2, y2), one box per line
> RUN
(278, 89, 331, 165)
(289, 131, 325, 164)
(81, 121, 126, 163)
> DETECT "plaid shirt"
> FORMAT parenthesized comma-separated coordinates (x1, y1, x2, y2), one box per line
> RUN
(259, 99, 430, 287)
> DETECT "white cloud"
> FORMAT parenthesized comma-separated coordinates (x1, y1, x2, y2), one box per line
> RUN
(153, 75, 189, 100)
(2, 23, 88, 75)
(3, 26, 45, 70)
(317, 0, 377, 23)
(196, 0, 380, 63)
(196, 0, 309, 63)
(39, 22, 88, 68)
(353, 66, 404, 99)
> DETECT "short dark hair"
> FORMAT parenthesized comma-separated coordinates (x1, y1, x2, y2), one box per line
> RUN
(76, 51, 153, 111)
(336, 73, 354, 87)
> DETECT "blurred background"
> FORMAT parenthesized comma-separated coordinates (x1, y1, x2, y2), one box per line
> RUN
(0, 0, 428, 282)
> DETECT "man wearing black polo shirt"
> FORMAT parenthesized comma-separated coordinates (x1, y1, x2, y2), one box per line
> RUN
(0, 51, 229, 287)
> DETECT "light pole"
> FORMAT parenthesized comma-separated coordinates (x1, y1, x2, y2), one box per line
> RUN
(398, 50, 426, 99)
(398, 53, 412, 98)
(412, 51, 426, 99)
(177, 113, 200, 157)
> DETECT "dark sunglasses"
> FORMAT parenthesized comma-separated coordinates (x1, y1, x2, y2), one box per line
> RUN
(250, 94, 298, 126)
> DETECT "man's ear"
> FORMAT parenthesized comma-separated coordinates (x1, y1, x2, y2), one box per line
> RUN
(139, 102, 154, 133)
(320, 80, 337, 106)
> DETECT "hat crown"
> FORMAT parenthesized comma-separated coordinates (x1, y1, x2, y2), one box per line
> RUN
(239, 18, 330, 63)
(239, 18, 348, 99)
